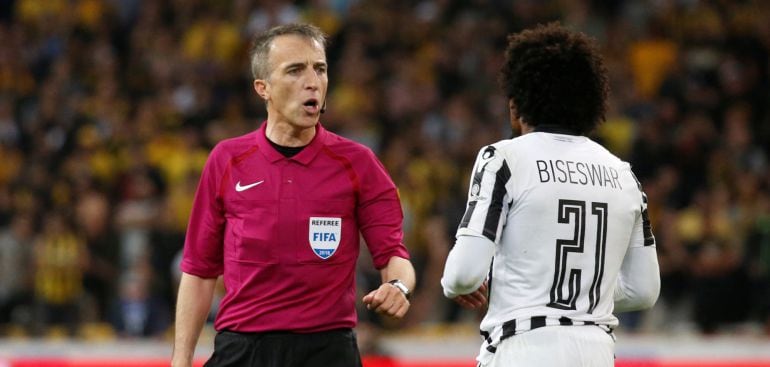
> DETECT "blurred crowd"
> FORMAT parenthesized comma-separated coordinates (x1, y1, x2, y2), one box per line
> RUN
(0, 0, 769, 341)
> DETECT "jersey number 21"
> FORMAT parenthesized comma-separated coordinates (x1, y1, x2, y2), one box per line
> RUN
(547, 199, 608, 314)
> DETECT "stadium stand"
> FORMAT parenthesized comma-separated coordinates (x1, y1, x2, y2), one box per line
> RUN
(1, 0, 770, 364)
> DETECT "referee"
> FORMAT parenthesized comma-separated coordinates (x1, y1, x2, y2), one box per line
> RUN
(171, 24, 415, 367)
(442, 23, 660, 367)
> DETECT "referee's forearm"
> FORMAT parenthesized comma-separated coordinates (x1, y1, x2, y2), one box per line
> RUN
(380, 256, 416, 290)
(172, 273, 217, 367)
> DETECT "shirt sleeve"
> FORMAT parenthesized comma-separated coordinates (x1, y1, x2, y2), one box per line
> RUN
(614, 170, 660, 311)
(456, 145, 512, 243)
(356, 149, 410, 269)
(613, 245, 660, 312)
(180, 145, 227, 278)
(629, 170, 655, 248)
(441, 235, 495, 298)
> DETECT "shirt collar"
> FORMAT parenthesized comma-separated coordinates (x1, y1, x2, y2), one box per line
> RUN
(533, 124, 581, 136)
(255, 121, 327, 165)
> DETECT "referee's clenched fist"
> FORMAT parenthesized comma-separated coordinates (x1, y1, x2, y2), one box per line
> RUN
(363, 276, 412, 319)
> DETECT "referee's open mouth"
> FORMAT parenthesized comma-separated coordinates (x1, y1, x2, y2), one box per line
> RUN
(303, 98, 320, 114)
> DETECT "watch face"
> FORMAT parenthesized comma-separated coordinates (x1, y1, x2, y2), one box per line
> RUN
(389, 280, 410, 298)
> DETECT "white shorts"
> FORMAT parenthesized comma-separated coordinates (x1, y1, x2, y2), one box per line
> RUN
(484, 325, 614, 367)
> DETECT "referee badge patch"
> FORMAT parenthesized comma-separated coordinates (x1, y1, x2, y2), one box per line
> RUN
(308, 217, 342, 259)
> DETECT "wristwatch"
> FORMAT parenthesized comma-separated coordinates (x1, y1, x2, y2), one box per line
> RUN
(388, 279, 411, 300)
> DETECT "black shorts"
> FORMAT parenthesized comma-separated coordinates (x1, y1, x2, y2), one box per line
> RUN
(204, 328, 363, 367)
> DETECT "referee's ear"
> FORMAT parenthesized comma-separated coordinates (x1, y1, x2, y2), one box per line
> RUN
(254, 79, 269, 101)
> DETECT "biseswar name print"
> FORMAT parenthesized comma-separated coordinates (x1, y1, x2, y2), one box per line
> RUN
(536, 160, 622, 189)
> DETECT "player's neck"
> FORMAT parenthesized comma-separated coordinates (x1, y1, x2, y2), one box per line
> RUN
(520, 121, 535, 135)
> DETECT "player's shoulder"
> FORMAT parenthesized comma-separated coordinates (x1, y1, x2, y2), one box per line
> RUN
(493, 133, 546, 152)
(494, 133, 629, 167)
(480, 134, 534, 159)
(477, 136, 519, 152)
(584, 137, 630, 168)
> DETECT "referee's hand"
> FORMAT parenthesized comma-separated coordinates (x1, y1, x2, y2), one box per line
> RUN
(362, 283, 410, 319)
(452, 281, 488, 310)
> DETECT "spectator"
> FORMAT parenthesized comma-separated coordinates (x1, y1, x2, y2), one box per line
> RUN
(109, 267, 170, 338)
(32, 211, 88, 336)
(0, 213, 34, 333)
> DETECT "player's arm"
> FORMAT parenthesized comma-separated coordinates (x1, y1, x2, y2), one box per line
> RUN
(363, 256, 416, 319)
(614, 246, 659, 312)
(614, 174, 660, 312)
(171, 273, 217, 367)
(442, 145, 509, 308)
(441, 235, 494, 308)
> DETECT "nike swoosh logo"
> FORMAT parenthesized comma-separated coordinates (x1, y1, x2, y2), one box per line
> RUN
(235, 180, 264, 192)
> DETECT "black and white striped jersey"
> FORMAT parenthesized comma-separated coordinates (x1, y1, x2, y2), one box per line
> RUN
(456, 130, 656, 361)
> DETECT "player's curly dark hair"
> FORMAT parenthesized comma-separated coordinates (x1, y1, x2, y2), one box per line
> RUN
(500, 22, 609, 135)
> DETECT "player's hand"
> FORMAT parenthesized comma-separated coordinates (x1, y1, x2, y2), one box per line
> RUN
(362, 283, 410, 319)
(452, 281, 488, 310)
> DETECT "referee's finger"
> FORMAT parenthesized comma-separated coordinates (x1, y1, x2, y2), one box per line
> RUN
(375, 295, 395, 314)
(385, 297, 402, 317)
(362, 290, 376, 305)
(394, 301, 409, 318)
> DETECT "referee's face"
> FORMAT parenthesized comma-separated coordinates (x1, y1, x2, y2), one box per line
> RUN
(258, 34, 328, 132)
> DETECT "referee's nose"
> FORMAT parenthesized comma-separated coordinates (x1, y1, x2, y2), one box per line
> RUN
(303, 68, 325, 91)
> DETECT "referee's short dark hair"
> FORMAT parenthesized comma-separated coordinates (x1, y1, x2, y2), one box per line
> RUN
(500, 22, 609, 135)
(250, 23, 328, 80)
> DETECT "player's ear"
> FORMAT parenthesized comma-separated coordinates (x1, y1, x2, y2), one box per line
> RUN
(509, 98, 521, 134)
(508, 99, 518, 119)
(254, 79, 269, 101)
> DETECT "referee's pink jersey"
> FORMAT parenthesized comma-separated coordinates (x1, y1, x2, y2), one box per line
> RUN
(181, 122, 410, 333)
